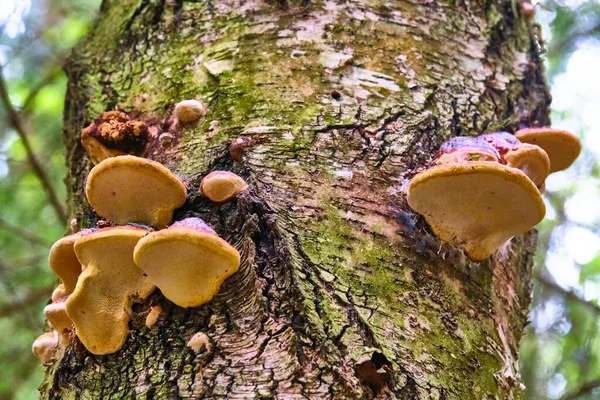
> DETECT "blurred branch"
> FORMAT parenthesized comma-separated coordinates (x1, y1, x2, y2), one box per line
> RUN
(0, 65, 67, 223)
(0, 217, 53, 247)
(537, 274, 600, 314)
(561, 379, 600, 400)
(18, 67, 63, 113)
(0, 286, 52, 318)
(0, 259, 42, 330)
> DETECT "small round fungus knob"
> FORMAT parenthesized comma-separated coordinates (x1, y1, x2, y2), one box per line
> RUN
(174, 99, 207, 123)
(200, 171, 248, 203)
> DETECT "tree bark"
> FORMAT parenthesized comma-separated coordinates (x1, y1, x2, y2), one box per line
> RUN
(41, 0, 550, 398)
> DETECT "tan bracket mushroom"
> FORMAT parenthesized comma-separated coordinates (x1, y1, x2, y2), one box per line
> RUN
(66, 226, 156, 355)
(32, 331, 59, 365)
(44, 296, 72, 339)
(48, 230, 95, 295)
(200, 171, 248, 203)
(514, 127, 581, 173)
(407, 162, 545, 260)
(85, 155, 187, 228)
(134, 218, 240, 308)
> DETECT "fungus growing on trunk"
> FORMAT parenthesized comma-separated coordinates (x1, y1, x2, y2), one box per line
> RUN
(66, 226, 156, 355)
(51, 284, 67, 302)
(32, 331, 58, 365)
(44, 297, 72, 338)
(407, 162, 545, 260)
(481, 132, 550, 188)
(200, 171, 248, 203)
(434, 137, 500, 164)
(174, 99, 206, 123)
(48, 232, 88, 295)
(514, 127, 581, 173)
(81, 111, 150, 164)
(145, 304, 163, 329)
(85, 155, 187, 228)
(133, 218, 240, 308)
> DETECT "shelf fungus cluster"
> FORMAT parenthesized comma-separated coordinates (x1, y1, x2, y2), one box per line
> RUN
(407, 128, 581, 261)
(36, 147, 246, 359)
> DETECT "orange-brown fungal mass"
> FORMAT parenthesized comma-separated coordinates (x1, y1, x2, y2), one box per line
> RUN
(81, 111, 150, 165)
(407, 162, 545, 260)
(66, 227, 155, 355)
(200, 171, 248, 203)
(514, 127, 581, 173)
(85, 155, 187, 228)
(134, 218, 240, 308)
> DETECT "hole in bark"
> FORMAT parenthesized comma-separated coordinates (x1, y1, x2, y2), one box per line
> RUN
(330, 90, 341, 100)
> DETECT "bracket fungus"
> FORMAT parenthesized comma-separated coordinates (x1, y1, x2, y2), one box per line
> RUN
(81, 111, 150, 165)
(66, 226, 156, 355)
(51, 284, 67, 302)
(86, 155, 187, 228)
(32, 331, 58, 365)
(174, 99, 207, 123)
(514, 127, 581, 173)
(48, 232, 89, 295)
(407, 162, 545, 260)
(200, 171, 248, 203)
(434, 137, 500, 164)
(481, 132, 550, 188)
(134, 218, 240, 308)
(44, 297, 72, 337)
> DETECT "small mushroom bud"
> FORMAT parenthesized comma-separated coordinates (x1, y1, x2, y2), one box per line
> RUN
(133, 218, 240, 308)
(187, 331, 211, 353)
(81, 111, 150, 165)
(521, 2, 535, 20)
(44, 296, 72, 338)
(174, 99, 206, 123)
(480, 132, 550, 188)
(145, 304, 163, 329)
(32, 331, 59, 365)
(230, 137, 254, 161)
(158, 132, 175, 148)
(200, 171, 248, 203)
(434, 137, 500, 164)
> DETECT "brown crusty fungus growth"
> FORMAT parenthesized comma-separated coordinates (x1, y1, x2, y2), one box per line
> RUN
(44, 297, 72, 337)
(48, 231, 91, 295)
(514, 127, 581, 173)
(32, 331, 58, 365)
(85, 155, 187, 228)
(434, 137, 500, 164)
(174, 99, 206, 123)
(481, 132, 550, 188)
(407, 162, 545, 260)
(134, 218, 240, 308)
(200, 171, 248, 203)
(81, 111, 150, 165)
(66, 226, 156, 355)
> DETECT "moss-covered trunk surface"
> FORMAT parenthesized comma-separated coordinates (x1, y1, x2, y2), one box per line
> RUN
(41, 0, 550, 398)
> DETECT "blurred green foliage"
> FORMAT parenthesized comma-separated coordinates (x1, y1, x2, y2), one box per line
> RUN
(0, 0, 598, 399)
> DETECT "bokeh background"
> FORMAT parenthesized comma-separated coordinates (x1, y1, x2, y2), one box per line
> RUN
(0, 0, 598, 399)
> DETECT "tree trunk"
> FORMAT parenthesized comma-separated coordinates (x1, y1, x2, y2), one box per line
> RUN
(41, 0, 550, 398)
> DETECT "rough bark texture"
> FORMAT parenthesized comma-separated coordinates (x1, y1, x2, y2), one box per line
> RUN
(41, 0, 550, 398)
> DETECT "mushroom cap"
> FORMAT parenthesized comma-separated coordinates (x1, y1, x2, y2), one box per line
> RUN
(51, 283, 68, 302)
(174, 100, 206, 123)
(48, 233, 85, 294)
(32, 331, 58, 365)
(434, 137, 500, 164)
(66, 226, 155, 355)
(407, 162, 545, 260)
(44, 297, 72, 336)
(481, 132, 550, 187)
(133, 217, 240, 308)
(200, 171, 248, 203)
(514, 127, 581, 173)
(85, 155, 187, 228)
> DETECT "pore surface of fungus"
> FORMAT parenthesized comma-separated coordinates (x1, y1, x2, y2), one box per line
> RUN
(434, 137, 500, 164)
(32, 331, 58, 365)
(481, 132, 550, 188)
(174, 99, 206, 123)
(514, 127, 581, 173)
(86, 155, 187, 228)
(407, 162, 545, 260)
(66, 227, 156, 355)
(200, 171, 248, 203)
(81, 111, 150, 165)
(134, 218, 240, 308)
